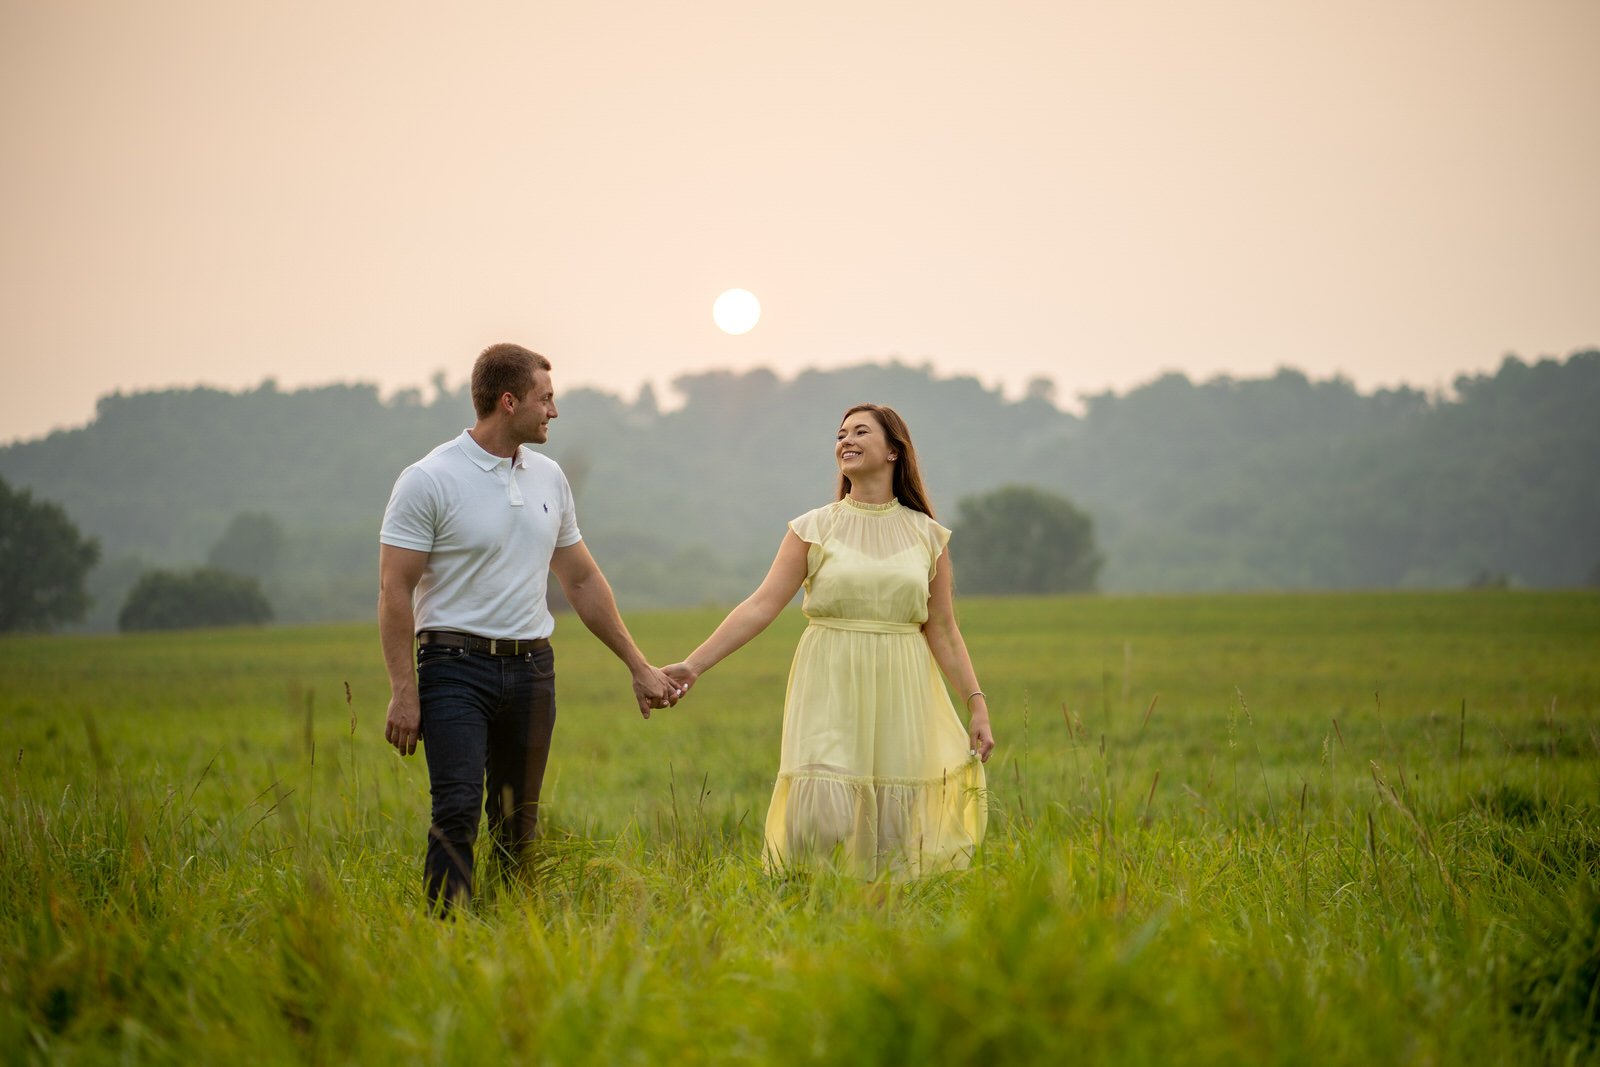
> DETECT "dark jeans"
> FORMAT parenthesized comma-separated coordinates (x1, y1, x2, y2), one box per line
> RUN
(416, 642, 556, 910)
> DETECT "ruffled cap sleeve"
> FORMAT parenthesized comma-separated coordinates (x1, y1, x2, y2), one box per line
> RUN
(787, 505, 835, 547)
(926, 516, 952, 578)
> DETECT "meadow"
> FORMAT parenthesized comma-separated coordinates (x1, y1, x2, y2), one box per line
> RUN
(2, 591, 1598, 1065)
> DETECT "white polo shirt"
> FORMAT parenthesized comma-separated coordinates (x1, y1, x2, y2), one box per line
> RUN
(379, 429, 581, 640)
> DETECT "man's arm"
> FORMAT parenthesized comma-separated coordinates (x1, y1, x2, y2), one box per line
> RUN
(379, 544, 429, 755)
(549, 540, 681, 719)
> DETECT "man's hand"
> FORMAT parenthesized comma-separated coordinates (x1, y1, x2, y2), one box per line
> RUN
(385, 690, 422, 755)
(632, 663, 688, 719)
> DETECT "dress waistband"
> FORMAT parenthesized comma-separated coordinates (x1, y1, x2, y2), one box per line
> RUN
(806, 617, 923, 634)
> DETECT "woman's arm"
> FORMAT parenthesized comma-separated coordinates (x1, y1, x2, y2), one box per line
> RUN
(923, 547, 996, 762)
(664, 530, 811, 689)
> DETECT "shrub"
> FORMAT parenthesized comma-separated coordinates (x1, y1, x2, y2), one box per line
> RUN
(117, 567, 273, 631)
(950, 485, 1103, 594)
(0, 476, 100, 632)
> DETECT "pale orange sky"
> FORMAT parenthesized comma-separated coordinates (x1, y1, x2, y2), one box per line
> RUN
(3, 0, 1597, 444)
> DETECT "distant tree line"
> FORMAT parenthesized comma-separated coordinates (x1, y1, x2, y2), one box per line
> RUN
(1, 473, 276, 633)
(1, 351, 1595, 630)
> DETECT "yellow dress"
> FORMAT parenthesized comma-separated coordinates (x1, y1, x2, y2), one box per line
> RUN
(764, 496, 987, 879)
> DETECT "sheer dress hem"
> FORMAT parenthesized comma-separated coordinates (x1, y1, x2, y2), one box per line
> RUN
(776, 766, 981, 789)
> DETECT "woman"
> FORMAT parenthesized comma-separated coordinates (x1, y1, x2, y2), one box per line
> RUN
(665, 403, 993, 879)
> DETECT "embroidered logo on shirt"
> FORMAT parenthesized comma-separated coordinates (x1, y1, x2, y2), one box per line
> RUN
(542, 502, 549, 513)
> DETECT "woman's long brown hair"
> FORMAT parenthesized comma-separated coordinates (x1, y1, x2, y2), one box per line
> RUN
(835, 403, 936, 518)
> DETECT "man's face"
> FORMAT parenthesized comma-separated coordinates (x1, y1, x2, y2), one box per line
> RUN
(514, 369, 558, 445)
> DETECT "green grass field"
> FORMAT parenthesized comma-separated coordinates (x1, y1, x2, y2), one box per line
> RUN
(3, 591, 1598, 1064)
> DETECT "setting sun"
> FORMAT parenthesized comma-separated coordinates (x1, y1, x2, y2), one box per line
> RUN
(712, 289, 761, 335)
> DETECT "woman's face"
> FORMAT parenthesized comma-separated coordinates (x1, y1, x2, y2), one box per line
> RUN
(836, 409, 895, 478)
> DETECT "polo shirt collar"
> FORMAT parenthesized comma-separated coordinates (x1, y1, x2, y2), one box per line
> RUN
(454, 429, 525, 471)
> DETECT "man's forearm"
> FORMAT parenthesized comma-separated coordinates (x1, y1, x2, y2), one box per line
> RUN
(565, 572, 647, 671)
(378, 586, 419, 694)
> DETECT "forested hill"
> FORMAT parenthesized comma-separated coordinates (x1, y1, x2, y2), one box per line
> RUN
(3, 352, 1597, 628)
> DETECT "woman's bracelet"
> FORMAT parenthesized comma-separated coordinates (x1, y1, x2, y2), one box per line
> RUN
(965, 690, 986, 709)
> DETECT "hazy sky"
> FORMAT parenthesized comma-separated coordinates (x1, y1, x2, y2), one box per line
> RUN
(3, 0, 1597, 444)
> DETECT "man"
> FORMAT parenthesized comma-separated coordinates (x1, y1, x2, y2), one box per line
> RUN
(379, 342, 682, 912)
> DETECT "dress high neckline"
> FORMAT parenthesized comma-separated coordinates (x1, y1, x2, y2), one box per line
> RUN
(842, 496, 900, 513)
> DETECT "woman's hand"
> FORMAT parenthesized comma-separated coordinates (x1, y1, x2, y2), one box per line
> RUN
(663, 661, 700, 694)
(968, 710, 995, 763)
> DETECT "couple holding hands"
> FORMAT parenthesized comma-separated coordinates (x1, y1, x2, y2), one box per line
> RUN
(380, 344, 993, 912)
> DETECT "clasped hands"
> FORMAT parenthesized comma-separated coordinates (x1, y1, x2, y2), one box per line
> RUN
(631, 660, 699, 719)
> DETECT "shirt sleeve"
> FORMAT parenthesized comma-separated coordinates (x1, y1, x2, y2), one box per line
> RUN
(379, 465, 438, 552)
(555, 466, 582, 548)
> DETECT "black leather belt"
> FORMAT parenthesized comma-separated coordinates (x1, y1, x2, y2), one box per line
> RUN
(416, 630, 550, 656)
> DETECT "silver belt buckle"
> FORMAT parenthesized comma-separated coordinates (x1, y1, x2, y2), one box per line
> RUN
(488, 638, 504, 655)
